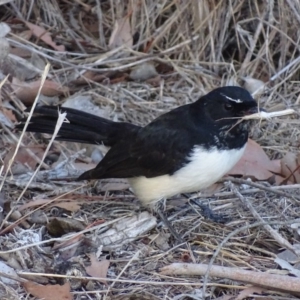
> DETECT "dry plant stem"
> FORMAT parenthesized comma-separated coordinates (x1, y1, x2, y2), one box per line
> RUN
(0, 63, 51, 231)
(18, 110, 67, 197)
(194, 241, 276, 259)
(3, 1, 300, 298)
(0, 112, 66, 231)
(0, 215, 127, 254)
(197, 183, 300, 200)
(75, 286, 244, 296)
(0, 271, 25, 283)
(201, 218, 300, 296)
(240, 12, 263, 74)
(0, 74, 9, 88)
(228, 182, 296, 254)
(8, 32, 202, 72)
(0, 63, 50, 194)
(0, 184, 85, 235)
(2, 125, 49, 170)
(241, 109, 295, 120)
(105, 250, 140, 296)
(222, 177, 300, 203)
(16, 271, 243, 289)
(160, 262, 300, 293)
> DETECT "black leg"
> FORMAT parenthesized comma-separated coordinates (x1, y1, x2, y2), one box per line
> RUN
(153, 201, 184, 243)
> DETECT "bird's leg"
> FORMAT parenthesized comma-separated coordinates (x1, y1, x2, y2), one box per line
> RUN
(183, 194, 230, 224)
(153, 200, 184, 243)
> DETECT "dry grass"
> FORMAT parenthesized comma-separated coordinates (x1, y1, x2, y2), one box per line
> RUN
(1, 0, 300, 299)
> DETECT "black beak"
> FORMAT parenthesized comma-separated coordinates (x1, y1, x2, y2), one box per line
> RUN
(245, 106, 266, 115)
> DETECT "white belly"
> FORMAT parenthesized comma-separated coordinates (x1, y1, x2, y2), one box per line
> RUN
(129, 144, 246, 206)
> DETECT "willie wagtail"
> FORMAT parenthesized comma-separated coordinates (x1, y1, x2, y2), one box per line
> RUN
(16, 86, 259, 207)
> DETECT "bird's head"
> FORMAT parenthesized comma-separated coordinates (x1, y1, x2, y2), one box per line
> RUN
(189, 86, 263, 148)
(201, 86, 260, 124)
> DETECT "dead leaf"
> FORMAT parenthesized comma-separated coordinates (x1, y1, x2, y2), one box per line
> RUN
(235, 286, 265, 300)
(46, 217, 85, 237)
(19, 196, 82, 213)
(228, 139, 281, 180)
(18, 198, 52, 212)
(25, 22, 65, 51)
(4, 145, 46, 175)
(129, 62, 158, 81)
(0, 108, 14, 127)
(49, 201, 81, 212)
(277, 247, 300, 264)
(280, 152, 300, 184)
(23, 281, 72, 300)
(10, 47, 31, 58)
(1, 107, 17, 123)
(243, 76, 265, 95)
(108, 16, 133, 49)
(85, 253, 110, 284)
(275, 256, 300, 277)
(12, 78, 69, 105)
(16, 30, 33, 41)
(74, 70, 107, 84)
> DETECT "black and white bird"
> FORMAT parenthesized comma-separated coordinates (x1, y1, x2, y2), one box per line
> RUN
(17, 86, 259, 207)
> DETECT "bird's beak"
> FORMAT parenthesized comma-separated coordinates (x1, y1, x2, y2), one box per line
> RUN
(245, 106, 266, 115)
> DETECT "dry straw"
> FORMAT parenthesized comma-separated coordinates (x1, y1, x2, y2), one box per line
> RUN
(1, 0, 300, 299)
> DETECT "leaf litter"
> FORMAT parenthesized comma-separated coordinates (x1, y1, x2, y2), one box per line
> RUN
(0, 1, 300, 299)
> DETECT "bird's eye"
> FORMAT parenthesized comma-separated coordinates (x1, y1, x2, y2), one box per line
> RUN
(224, 103, 233, 111)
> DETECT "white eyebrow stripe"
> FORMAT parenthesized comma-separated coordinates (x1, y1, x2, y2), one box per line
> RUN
(221, 93, 243, 103)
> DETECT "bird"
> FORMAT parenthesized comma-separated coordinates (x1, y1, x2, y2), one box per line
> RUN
(16, 86, 259, 205)
(16, 86, 260, 239)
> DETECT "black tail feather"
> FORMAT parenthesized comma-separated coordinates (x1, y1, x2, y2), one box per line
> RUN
(16, 106, 140, 146)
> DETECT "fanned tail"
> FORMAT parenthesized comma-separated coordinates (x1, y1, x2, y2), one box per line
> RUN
(16, 106, 140, 146)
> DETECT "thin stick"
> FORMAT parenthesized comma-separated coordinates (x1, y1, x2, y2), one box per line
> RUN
(161, 262, 300, 293)
(201, 218, 300, 296)
(0, 215, 127, 253)
(221, 177, 300, 203)
(16, 271, 241, 288)
(15, 111, 66, 203)
(0, 63, 50, 193)
(229, 182, 295, 253)
(242, 109, 296, 120)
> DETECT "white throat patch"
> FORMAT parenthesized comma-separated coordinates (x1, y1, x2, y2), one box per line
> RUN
(221, 93, 243, 103)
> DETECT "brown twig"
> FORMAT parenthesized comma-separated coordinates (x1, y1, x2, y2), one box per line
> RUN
(222, 177, 300, 203)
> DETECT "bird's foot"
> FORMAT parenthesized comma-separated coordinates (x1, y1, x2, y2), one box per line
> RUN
(189, 198, 231, 224)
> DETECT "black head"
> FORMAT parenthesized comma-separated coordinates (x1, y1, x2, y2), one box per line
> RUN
(200, 86, 258, 124)
(188, 86, 260, 150)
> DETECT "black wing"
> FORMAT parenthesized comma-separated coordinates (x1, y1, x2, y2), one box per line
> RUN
(78, 105, 201, 180)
